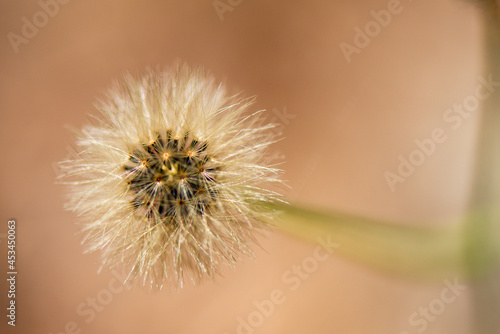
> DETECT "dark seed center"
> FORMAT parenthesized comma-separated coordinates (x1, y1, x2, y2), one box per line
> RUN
(123, 131, 218, 222)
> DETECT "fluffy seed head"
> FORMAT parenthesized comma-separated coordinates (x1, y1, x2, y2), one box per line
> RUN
(58, 65, 282, 289)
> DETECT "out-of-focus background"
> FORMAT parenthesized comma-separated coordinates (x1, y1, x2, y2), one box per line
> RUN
(0, 0, 486, 333)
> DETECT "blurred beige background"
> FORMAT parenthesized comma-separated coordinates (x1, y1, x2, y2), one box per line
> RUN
(0, 0, 485, 333)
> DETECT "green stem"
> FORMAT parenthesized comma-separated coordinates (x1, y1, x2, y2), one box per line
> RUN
(253, 1, 500, 295)
(464, 2, 500, 333)
(262, 201, 464, 281)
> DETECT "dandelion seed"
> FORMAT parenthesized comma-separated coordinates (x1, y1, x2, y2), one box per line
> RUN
(58, 65, 282, 289)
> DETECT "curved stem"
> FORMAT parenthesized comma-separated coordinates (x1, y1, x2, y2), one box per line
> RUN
(261, 201, 464, 281)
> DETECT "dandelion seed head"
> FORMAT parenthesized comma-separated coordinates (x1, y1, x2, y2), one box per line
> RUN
(58, 65, 282, 289)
